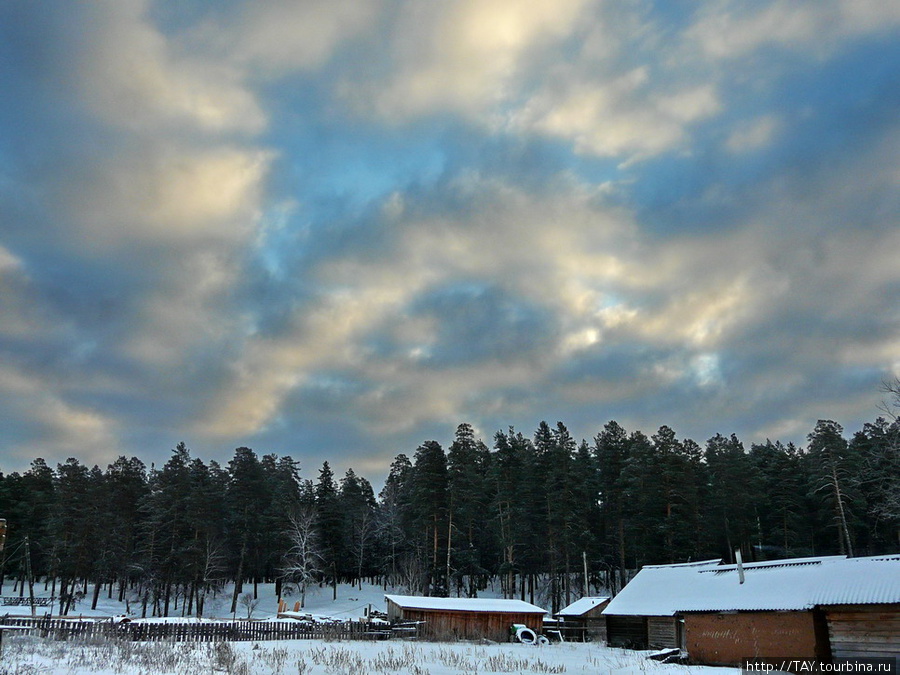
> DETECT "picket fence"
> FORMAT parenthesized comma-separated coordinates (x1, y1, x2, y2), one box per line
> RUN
(0, 617, 400, 643)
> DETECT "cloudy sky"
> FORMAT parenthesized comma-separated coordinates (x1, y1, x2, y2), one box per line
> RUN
(1, 0, 898, 481)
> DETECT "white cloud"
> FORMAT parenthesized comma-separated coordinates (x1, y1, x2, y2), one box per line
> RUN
(202, 0, 380, 75)
(75, 0, 264, 133)
(521, 73, 720, 158)
(726, 115, 780, 152)
(358, 0, 590, 119)
(687, 0, 900, 60)
(0, 363, 120, 465)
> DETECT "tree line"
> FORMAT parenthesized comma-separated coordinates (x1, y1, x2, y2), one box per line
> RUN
(0, 401, 897, 616)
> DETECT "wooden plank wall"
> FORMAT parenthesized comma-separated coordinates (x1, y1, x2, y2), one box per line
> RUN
(647, 616, 677, 649)
(398, 609, 543, 642)
(824, 605, 900, 659)
(605, 616, 647, 649)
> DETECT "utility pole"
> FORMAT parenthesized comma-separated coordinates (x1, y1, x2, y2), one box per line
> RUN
(0, 519, 6, 595)
(24, 536, 36, 617)
(582, 551, 589, 596)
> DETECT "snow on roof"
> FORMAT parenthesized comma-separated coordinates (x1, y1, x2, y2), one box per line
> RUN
(603, 555, 900, 616)
(385, 594, 547, 614)
(642, 558, 723, 569)
(557, 596, 610, 616)
(602, 559, 722, 617)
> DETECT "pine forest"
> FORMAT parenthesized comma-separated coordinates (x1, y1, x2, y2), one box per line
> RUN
(0, 410, 897, 618)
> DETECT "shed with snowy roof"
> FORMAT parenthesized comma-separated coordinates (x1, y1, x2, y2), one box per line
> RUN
(555, 596, 610, 642)
(602, 558, 722, 650)
(601, 554, 900, 666)
(384, 594, 547, 642)
(681, 555, 900, 665)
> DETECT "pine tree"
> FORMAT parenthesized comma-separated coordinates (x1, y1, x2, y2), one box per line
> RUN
(410, 441, 448, 595)
(850, 419, 900, 551)
(806, 420, 860, 556)
(750, 440, 811, 557)
(377, 454, 413, 584)
(226, 447, 269, 611)
(52, 458, 97, 614)
(491, 428, 531, 599)
(315, 461, 343, 599)
(703, 433, 758, 561)
(447, 423, 491, 596)
(594, 421, 631, 590)
(340, 468, 377, 587)
(102, 456, 148, 605)
(261, 454, 302, 597)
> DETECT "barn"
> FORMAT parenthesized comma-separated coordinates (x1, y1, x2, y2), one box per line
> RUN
(601, 559, 721, 650)
(384, 594, 547, 642)
(602, 554, 900, 666)
(677, 557, 839, 665)
(555, 596, 610, 642)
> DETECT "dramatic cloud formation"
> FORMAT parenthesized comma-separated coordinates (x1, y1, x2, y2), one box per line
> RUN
(1, 0, 897, 479)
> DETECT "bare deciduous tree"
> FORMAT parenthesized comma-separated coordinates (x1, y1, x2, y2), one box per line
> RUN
(878, 377, 900, 422)
(281, 508, 322, 609)
(239, 591, 259, 619)
(196, 539, 226, 618)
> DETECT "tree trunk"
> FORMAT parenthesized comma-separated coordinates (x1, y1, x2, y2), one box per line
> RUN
(832, 464, 854, 557)
(230, 536, 247, 615)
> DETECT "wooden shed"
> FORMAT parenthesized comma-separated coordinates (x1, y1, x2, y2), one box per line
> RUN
(602, 559, 721, 650)
(556, 597, 610, 642)
(384, 594, 546, 642)
(681, 555, 900, 665)
(604, 554, 900, 667)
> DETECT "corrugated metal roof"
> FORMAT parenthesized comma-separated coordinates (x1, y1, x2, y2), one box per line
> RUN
(602, 555, 900, 616)
(602, 560, 722, 616)
(384, 594, 547, 614)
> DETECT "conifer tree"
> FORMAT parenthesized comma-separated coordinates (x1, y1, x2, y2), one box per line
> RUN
(377, 454, 413, 584)
(594, 421, 631, 590)
(806, 420, 860, 556)
(750, 440, 811, 557)
(340, 468, 377, 587)
(447, 423, 491, 596)
(315, 461, 343, 599)
(410, 441, 448, 595)
(703, 433, 758, 561)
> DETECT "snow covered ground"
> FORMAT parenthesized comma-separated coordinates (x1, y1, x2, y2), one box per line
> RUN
(2, 580, 396, 621)
(1, 582, 739, 673)
(0, 635, 739, 674)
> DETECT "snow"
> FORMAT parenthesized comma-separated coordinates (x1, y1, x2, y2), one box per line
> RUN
(0, 581, 746, 674)
(557, 596, 609, 616)
(0, 635, 740, 674)
(385, 594, 547, 614)
(602, 560, 721, 617)
(0, 581, 393, 621)
(603, 554, 900, 615)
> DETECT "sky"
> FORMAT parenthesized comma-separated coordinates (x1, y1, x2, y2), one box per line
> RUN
(1, 0, 898, 483)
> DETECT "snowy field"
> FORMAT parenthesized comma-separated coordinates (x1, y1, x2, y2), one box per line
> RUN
(0, 636, 740, 675)
(1, 582, 738, 674)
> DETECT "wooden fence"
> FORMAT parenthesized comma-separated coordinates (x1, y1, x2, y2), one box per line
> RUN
(0, 617, 397, 643)
(0, 597, 55, 607)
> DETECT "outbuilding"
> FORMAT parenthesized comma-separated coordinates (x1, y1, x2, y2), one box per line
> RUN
(555, 596, 610, 642)
(602, 559, 721, 650)
(384, 594, 547, 642)
(602, 554, 900, 666)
